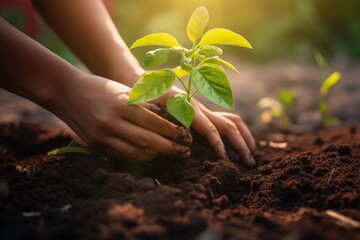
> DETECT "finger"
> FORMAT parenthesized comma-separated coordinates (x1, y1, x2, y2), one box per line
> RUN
(192, 110, 228, 160)
(91, 136, 158, 161)
(218, 112, 256, 153)
(110, 120, 191, 159)
(125, 105, 192, 144)
(200, 107, 255, 166)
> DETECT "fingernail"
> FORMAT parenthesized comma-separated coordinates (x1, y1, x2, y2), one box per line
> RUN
(183, 133, 193, 144)
(182, 149, 191, 159)
(223, 152, 229, 161)
(249, 156, 256, 166)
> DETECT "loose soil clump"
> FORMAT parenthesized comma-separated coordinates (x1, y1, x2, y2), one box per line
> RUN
(0, 123, 359, 240)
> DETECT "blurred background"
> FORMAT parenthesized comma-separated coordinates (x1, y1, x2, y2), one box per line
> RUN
(1, 0, 359, 130)
(2, 0, 360, 63)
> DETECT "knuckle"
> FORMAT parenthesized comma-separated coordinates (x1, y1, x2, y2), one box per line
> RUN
(204, 124, 217, 135)
(235, 115, 244, 124)
(223, 120, 238, 135)
(95, 116, 112, 131)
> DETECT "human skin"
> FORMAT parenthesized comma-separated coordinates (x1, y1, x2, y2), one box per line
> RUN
(0, 0, 256, 165)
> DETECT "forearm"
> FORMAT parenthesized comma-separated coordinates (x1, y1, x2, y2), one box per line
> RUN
(31, 0, 143, 87)
(0, 18, 80, 113)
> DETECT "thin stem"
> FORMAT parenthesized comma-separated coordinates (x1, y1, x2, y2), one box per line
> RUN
(189, 89, 198, 100)
(176, 75, 188, 93)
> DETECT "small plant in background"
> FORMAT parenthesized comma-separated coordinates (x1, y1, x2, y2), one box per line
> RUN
(257, 89, 295, 127)
(319, 71, 341, 127)
(313, 50, 342, 127)
(127, 6, 252, 127)
(313, 50, 327, 71)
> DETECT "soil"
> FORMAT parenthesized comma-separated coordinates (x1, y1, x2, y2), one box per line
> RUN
(0, 122, 359, 240)
(0, 61, 359, 240)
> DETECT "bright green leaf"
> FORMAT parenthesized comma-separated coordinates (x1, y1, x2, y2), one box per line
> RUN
(198, 45, 223, 55)
(166, 94, 195, 127)
(47, 147, 97, 156)
(218, 58, 239, 73)
(320, 71, 341, 96)
(191, 63, 233, 109)
(201, 57, 239, 73)
(198, 28, 252, 49)
(173, 67, 189, 78)
(277, 89, 295, 108)
(128, 69, 176, 104)
(200, 56, 220, 65)
(144, 48, 170, 67)
(187, 6, 209, 44)
(130, 33, 181, 49)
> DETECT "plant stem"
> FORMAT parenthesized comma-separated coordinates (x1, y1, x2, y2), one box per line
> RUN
(176, 75, 188, 94)
(186, 53, 198, 102)
(189, 89, 198, 100)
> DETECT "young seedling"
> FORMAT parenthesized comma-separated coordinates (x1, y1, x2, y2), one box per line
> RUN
(128, 6, 252, 127)
(47, 146, 97, 156)
(257, 89, 295, 126)
(319, 71, 341, 126)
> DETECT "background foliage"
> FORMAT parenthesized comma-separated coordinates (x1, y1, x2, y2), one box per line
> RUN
(1, 0, 360, 63)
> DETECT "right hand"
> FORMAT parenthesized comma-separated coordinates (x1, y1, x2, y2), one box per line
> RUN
(53, 72, 192, 161)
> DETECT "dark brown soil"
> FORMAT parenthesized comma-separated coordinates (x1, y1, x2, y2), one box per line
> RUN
(0, 122, 359, 240)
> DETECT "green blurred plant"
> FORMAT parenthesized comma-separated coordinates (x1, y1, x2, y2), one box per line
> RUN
(313, 51, 341, 127)
(127, 6, 252, 127)
(257, 89, 295, 126)
(319, 71, 341, 127)
(47, 146, 97, 156)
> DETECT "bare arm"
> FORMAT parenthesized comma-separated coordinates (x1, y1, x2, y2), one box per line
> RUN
(0, 18, 191, 161)
(31, 0, 142, 86)
(0, 17, 77, 112)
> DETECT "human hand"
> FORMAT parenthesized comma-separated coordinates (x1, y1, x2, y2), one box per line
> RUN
(153, 87, 256, 166)
(54, 73, 192, 161)
(191, 98, 256, 166)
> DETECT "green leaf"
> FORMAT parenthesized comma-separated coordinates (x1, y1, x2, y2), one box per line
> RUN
(173, 67, 189, 78)
(128, 69, 176, 104)
(187, 6, 209, 44)
(47, 147, 97, 156)
(144, 48, 170, 67)
(201, 57, 240, 73)
(166, 94, 195, 127)
(217, 58, 239, 73)
(277, 89, 295, 108)
(130, 33, 181, 49)
(320, 71, 341, 96)
(198, 45, 223, 55)
(191, 63, 233, 109)
(198, 28, 252, 49)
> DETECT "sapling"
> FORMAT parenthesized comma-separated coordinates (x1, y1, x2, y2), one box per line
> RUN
(313, 51, 341, 127)
(319, 71, 341, 126)
(48, 7, 251, 156)
(127, 6, 252, 127)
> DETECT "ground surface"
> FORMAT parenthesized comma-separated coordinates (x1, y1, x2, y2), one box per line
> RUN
(0, 123, 359, 240)
(0, 62, 359, 239)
